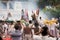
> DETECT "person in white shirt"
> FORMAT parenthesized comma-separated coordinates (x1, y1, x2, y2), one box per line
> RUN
(41, 26, 56, 40)
(9, 24, 24, 40)
(2, 21, 8, 35)
(33, 26, 56, 40)
(50, 18, 59, 38)
(38, 17, 45, 27)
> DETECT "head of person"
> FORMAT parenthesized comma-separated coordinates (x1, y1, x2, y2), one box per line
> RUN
(40, 17, 42, 20)
(22, 9, 23, 11)
(34, 22, 39, 28)
(14, 24, 20, 30)
(41, 26, 48, 36)
(0, 36, 2, 40)
(2, 21, 5, 25)
(29, 20, 32, 24)
(16, 21, 21, 25)
(21, 9, 24, 13)
(10, 21, 14, 25)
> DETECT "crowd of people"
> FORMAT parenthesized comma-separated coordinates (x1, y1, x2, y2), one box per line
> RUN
(0, 9, 60, 40)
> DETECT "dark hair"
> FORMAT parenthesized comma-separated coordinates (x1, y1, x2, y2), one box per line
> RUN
(0, 36, 2, 40)
(41, 26, 48, 36)
(34, 21, 39, 28)
(16, 21, 21, 25)
(17, 21, 20, 23)
(21, 9, 24, 12)
(29, 20, 32, 24)
(40, 17, 41, 19)
(10, 21, 14, 25)
(14, 25, 20, 30)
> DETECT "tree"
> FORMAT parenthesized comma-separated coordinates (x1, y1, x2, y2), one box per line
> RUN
(37, 0, 60, 8)
(42, 6, 60, 18)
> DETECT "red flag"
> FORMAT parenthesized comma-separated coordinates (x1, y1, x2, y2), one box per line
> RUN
(3, 37, 12, 40)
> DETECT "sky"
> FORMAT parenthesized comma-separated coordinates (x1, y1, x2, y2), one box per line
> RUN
(0, 0, 49, 21)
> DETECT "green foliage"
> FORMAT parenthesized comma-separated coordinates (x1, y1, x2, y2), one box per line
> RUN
(42, 7, 60, 18)
(37, 0, 60, 8)
(37, 0, 60, 18)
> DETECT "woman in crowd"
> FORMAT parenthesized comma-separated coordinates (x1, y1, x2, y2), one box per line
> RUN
(33, 25, 56, 40)
(9, 22, 24, 40)
(40, 26, 56, 40)
(50, 18, 59, 38)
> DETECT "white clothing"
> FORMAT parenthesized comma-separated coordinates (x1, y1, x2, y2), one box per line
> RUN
(38, 19, 45, 27)
(2, 23, 8, 35)
(50, 23, 57, 30)
(58, 38, 60, 40)
(8, 25, 15, 32)
(9, 28, 23, 40)
(33, 35, 56, 40)
(2, 24, 8, 29)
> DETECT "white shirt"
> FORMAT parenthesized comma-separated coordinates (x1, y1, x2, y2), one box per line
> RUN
(2, 23, 8, 35)
(2, 24, 8, 29)
(50, 23, 57, 30)
(33, 35, 56, 40)
(38, 19, 45, 27)
(8, 24, 15, 32)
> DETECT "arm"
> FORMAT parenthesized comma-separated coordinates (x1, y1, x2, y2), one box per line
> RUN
(35, 29, 41, 34)
(34, 31, 41, 35)
(35, 27, 41, 35)
(48, 31, 55, 37)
